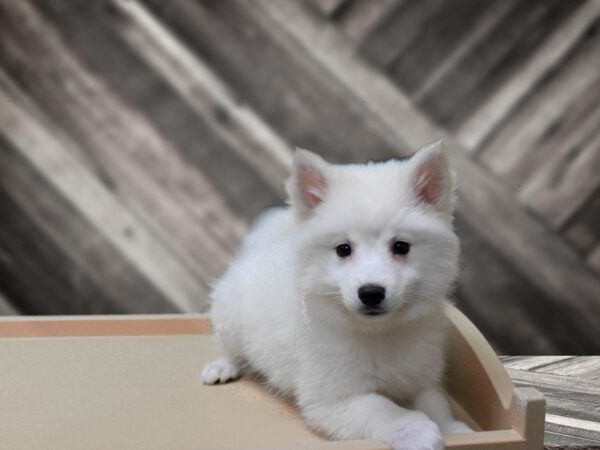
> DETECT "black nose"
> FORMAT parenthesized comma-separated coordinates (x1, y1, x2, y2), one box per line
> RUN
(358, 284, 386, 307)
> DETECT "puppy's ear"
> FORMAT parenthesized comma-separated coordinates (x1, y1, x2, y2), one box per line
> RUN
(409, 140, 456, 214)
(287, 148, 330, 218)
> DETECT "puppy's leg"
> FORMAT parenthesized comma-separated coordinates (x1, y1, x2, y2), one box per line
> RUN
(302, 393, 443, 450)
(201, 356, 241, 385)
(413, 388, 473, 434)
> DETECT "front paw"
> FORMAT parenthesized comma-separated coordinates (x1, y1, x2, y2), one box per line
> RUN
(201, 357, 241, 385)
(442, 420, 473, 435)
(390, 415, 443, 450)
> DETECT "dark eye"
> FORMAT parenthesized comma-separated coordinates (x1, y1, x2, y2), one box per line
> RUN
(392, 240, 410, 256)
(335, 243, 352, 258)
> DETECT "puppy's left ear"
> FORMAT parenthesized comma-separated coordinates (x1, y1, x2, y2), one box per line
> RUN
(286, 148, 330, 218)
(409, 140, 456, 215)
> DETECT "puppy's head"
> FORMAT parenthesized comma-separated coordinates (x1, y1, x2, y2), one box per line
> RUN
(287, 141, 459, 328)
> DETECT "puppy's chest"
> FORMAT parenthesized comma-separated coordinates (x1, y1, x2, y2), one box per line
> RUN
(362, 338, 442, 399)
(310, 331, 445, 402)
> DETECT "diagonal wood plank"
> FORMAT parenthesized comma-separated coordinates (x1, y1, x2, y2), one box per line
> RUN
(112, 0, 291, 195)
(0, 129, 178, 314)
(457, 0, 600, 151)
(0, 0, 250, 303)
(0, 80, 202, 313)
(478, 31, 600, 188)
(252, 0, 600, 350)
(334, 0, 402, 44)
(503, 357, 576, 371)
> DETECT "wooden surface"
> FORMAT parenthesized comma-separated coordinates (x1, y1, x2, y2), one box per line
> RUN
(0, 0, 599, 354)
(501, 356, 600, 447)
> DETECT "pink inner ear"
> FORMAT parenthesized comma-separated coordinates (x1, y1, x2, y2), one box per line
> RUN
(299, 165, 327, 209)
(413, 158, 444, 206)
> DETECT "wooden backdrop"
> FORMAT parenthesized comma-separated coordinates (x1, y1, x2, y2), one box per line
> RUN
(0, 0, 599, 354)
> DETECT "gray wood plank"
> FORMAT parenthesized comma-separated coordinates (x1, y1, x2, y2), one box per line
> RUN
(0, 73, 209, 313)
(518, 121, 600, 229)
(545, 413, 600, 443)
(477, 27, 600, 192)
(311, 0, 348, 17)
(455, 216, 560, 354)
(544, 430, 600, 446)
(416, 0, 583, 128)
(503, 357, 576, 371)
(34, 0, 281, 221)
(0, 0, 248, 298)
(563, 190, 600, 256)
(588, 244, 600, 275)
(359, 0, 445, 69)
(458, 0, 600, 151)
(535, 357, 600, 377)
(335, 0, 402, 44)
(507, 369, 600, 397)
(113, 0, 291, 196)
(0, 131, 177, 314)
(387, 0, 496, 95)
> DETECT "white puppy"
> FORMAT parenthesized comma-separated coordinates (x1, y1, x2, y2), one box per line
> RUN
(202, 141, 472, 449)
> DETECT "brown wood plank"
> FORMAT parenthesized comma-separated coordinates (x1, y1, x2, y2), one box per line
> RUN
(458, 0, 600, 151)
(0, 0, 249, 300)
(251, 0, 600, 352)
(0, 314, 210, 337)
(416, 0, 583, 128)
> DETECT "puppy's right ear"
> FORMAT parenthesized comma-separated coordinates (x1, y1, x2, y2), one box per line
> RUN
(286, 149, 330, 218)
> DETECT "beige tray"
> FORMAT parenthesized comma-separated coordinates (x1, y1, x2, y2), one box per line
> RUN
(0, 304, 544, 450)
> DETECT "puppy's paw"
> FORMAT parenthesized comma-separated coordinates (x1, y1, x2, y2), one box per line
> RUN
(442, 420, 473, 435)
(201, 357, 241, 385)
(390, 415, 443, 450)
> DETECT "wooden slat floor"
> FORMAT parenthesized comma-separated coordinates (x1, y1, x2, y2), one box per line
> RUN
(0, 0, 599, 355)
(501, 356, 600, 447)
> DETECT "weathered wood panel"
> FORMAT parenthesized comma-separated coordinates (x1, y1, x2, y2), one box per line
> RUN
(0, 0, 598, 356)
(502, 357, 600, 446)
(457, 0, 600, 151)
(0, 131, 176, 314)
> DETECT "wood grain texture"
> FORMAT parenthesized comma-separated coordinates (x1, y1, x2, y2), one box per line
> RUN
(0, 0, 598, 356)
(457, 0, 600, 151)
(502, 357, 600, 446)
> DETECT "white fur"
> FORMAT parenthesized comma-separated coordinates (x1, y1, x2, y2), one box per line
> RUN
(203, 141, 472, 449)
